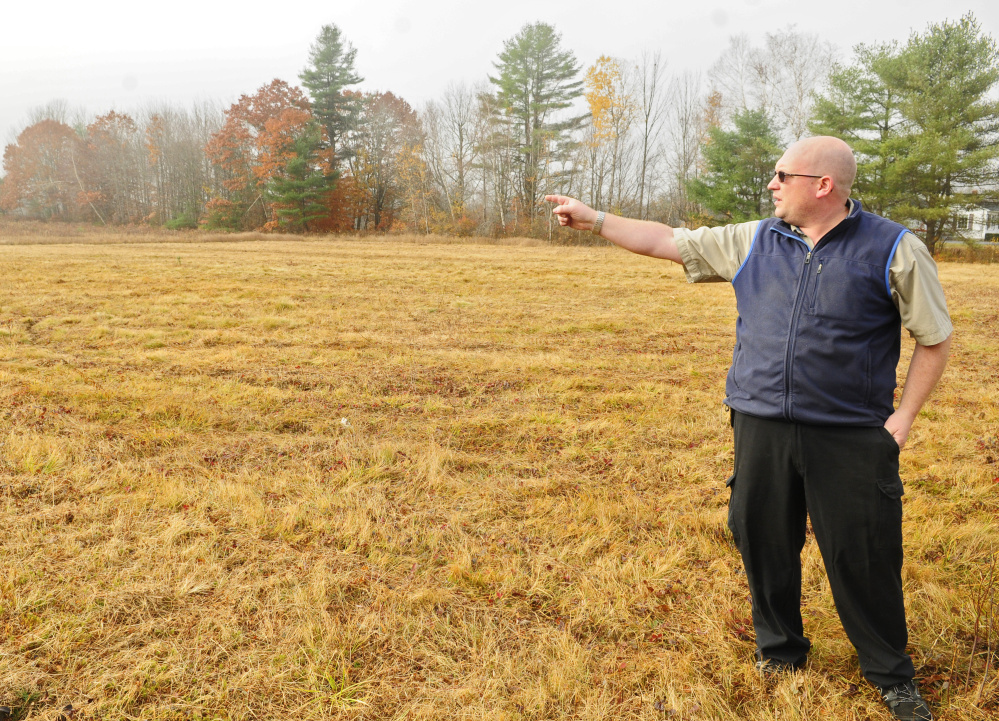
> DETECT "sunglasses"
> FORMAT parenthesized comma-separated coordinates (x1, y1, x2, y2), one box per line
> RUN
(776, 171, 823, 183)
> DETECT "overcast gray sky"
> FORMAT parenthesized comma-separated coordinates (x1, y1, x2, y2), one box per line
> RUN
(3, 0, 998, 147)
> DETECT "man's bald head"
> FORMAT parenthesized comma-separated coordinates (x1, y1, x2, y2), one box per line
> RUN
(784, 136, 857, 199)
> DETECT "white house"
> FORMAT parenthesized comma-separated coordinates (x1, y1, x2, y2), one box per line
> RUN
(951, 196, 999, 242)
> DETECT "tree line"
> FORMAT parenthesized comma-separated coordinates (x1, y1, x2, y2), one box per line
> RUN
(1, 14, 996, 251)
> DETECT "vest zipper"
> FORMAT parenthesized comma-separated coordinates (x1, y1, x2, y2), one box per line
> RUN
(783, 245, 814, 420)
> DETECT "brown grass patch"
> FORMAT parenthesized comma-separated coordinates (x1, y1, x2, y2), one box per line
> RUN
(0, 238, 996, 719)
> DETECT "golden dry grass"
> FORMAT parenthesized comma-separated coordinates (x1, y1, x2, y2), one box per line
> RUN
(0, 234, 996, 720)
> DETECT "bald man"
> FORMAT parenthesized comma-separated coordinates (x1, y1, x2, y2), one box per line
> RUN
(546, 137, 951, 721)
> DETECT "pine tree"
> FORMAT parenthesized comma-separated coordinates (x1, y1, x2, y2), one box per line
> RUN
(686, 109, 781, 223)
(808, 43, 906, 218)
(810, 13, 999, 252)
(489, 22, 585, 221)
(300, 24, 364, 168)
(264, 121, 336, 232)
(892, 14, 999, 251)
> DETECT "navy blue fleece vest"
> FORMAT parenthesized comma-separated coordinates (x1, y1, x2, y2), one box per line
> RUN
(725, 201, 908, 426)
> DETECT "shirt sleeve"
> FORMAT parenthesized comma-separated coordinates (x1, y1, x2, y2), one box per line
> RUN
(889, 233, 953, 346)
(673, 221, 760, 283)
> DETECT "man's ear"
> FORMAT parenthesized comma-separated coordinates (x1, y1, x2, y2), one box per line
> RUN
(815, 176, 835, 200)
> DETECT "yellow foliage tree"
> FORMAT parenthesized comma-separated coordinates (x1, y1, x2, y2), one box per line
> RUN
(585, 56, 628, 143)
(583, 56, 636, 210)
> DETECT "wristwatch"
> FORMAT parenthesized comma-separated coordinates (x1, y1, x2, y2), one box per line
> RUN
(592, 211, 605, 235)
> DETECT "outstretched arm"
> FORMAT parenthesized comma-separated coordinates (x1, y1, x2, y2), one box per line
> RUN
(545, 195, 684, 264)
(884, 334, 952, 449)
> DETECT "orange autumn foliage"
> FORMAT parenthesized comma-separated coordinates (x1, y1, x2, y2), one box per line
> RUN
(84, 111, 147, 224)
(310, 174, 366, 232)
(1, 120, 85, 220)
(204, 79, 318, 230)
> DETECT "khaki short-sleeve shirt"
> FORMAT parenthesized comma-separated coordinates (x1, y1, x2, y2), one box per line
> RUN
(673, 212, 953, 347)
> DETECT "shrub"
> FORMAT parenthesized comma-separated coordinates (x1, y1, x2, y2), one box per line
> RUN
(164, 213, 198, 230)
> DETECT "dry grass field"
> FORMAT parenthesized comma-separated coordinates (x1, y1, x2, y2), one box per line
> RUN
(0, 232, 996, 720)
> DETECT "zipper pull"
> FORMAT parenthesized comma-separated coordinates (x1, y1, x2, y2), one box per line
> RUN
(805, 251, 812, 264)
(816, 263, 822, 274)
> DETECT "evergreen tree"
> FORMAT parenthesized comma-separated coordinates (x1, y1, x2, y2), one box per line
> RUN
(264, 121, 336, 232)
(892, 14, 999, 251)
(808, 43, 907, 218)
(686, 108, 781, 223)
(811, 13, 999, 252)
(489, 22, 585, 219)
(300, 24, 364, 167)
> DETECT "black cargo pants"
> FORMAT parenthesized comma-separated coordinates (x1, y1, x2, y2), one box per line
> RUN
(727, 410, 916, 687)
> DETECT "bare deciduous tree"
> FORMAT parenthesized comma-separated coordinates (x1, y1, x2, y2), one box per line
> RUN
(709, 28, 834, 143)
(422, 82, 479, 224)
(662, 71, 705, 224)
(634, 50, 669, 219)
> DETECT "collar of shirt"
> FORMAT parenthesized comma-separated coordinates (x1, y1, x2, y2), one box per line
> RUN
(787, 199, 855, 249)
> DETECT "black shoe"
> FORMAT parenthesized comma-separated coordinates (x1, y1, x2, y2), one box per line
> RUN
(878, 680, 933, 721)
(753, 650, 801, 676)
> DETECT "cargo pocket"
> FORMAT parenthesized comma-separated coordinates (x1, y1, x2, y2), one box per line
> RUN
(876, 475, 904, 550)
